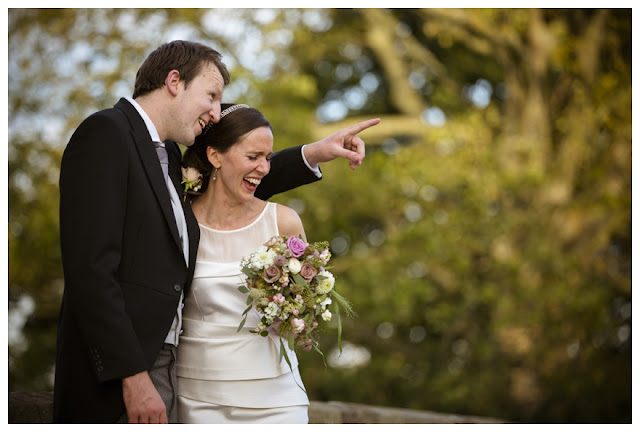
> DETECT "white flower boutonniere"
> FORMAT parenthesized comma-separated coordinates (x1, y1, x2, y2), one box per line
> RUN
(181, 166, 203, 202)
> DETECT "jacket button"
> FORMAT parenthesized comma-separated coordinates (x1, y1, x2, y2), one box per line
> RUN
(173, 284, 182, 292)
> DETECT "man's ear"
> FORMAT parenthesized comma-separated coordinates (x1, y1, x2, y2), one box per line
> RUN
(166, 69, 181, 96)
(207, 146, 222, 169)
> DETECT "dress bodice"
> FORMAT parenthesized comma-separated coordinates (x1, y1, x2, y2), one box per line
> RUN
(193, 201, 279, 264)
(183, 202, 280, 327)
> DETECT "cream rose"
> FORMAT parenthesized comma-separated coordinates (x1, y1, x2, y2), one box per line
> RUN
(288, 258, 302, 274)
(181, 166, 203, 191)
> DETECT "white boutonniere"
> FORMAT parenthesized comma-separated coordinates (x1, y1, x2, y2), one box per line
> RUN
(181, 166, 203, 202)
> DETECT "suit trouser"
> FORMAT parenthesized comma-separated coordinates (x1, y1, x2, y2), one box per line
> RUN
(118, 344, 178, 423)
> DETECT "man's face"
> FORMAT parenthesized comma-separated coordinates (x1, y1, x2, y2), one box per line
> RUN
(171, 63, 225, 146)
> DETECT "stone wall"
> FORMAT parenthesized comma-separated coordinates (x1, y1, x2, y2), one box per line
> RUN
(9, 392, 507, 424)
(308, 401, 507, 424)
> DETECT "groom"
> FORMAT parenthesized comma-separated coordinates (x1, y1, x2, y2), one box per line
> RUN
(54, 40, 379, 423)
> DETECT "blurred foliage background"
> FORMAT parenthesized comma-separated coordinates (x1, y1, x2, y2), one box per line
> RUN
(8, 8, 631, 423)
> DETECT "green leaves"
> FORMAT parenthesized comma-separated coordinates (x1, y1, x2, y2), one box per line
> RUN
(236, 299, 254, 333)
(291, 273, 307, 287)
(236, 315, 247, 333)
(279, 338, 307, 394)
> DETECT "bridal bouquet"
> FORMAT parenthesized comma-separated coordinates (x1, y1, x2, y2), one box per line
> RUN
(237, 235, 354, 362)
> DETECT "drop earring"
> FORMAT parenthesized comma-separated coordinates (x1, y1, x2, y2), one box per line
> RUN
(212, 167, 218, 181)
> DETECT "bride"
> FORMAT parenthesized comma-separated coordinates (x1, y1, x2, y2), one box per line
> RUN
(176, 104, 379, 423)
(176, 103, 379, 423)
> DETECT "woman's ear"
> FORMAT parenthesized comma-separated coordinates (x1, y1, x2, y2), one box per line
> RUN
(166, 69, 181, 96)
(207, 146, 222, 169)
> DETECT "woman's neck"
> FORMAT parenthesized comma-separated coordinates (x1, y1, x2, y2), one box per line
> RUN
(192, 187, 265, 231)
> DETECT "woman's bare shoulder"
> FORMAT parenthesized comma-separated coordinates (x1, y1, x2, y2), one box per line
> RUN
(275, 203, 306, 241)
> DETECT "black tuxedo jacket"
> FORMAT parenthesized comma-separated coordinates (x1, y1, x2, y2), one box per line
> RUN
(53, 98, 319, 423)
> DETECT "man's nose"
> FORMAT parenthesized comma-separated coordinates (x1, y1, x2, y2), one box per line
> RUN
(209, 102, 221, 123)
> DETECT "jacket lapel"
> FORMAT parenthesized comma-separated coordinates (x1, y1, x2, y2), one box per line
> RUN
(166, 140, 201, 280)
(114, 99, 185, 258)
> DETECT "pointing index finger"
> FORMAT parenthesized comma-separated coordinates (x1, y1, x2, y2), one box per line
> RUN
(345, 118, 381, 136)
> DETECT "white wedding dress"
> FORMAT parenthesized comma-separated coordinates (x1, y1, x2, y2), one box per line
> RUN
(176, 202, 309, 423)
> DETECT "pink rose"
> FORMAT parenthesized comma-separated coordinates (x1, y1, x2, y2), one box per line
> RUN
(262, 265, 282, 283)
(299, 261, 318, 281)
(287, 236, 307, 258)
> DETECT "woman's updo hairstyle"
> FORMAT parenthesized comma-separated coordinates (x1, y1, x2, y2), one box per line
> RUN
(182, 103, 272, 194)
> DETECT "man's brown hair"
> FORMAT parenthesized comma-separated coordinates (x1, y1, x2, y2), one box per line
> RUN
(133, 40, 230, 98)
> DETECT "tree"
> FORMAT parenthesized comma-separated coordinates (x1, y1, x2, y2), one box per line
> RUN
(283, 9, 631, 422)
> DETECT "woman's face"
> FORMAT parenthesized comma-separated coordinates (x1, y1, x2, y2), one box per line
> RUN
(214, 126, 273, 200)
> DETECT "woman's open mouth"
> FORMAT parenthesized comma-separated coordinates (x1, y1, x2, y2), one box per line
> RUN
(244, 177, 261, 192)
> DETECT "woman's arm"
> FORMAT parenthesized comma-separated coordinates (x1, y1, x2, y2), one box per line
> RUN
(276, 203, 307, 242)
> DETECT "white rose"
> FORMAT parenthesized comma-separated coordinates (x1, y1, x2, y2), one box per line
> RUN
(288, 258, 302, 274)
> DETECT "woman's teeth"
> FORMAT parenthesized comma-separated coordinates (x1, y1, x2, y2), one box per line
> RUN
(244, 178, 261, 186)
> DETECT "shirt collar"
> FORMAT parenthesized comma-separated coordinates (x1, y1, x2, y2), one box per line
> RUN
(124, 96, 163, 145)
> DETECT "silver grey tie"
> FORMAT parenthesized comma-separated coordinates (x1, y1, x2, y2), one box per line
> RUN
(155, 145, 169, 181)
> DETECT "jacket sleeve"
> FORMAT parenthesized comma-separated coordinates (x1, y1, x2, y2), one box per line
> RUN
(254, 145, 321, 201)
(59, 111, 148, 383)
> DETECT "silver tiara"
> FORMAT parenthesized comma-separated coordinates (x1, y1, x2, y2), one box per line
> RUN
(220, 104, 250, 119)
